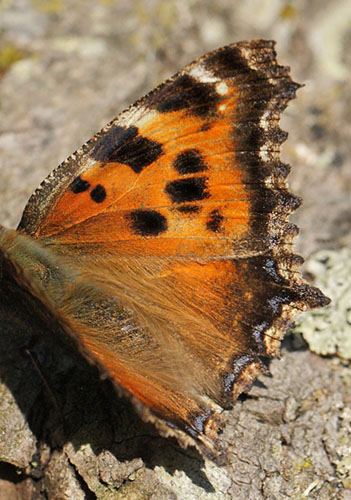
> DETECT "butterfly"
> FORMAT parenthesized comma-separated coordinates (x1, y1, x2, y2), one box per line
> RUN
(0, 39, 329, 463)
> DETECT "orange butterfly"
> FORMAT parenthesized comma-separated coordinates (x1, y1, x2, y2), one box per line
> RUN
(0, 40, 329, 463)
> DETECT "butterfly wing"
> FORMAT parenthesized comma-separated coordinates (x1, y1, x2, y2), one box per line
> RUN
(17, 40, 328, 461)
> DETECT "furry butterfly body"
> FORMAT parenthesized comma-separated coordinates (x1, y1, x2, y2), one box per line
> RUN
(0, 40, 329, 462)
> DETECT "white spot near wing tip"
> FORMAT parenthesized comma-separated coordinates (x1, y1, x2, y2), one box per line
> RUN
(189, 65, 218, 83)
(216, 81, 228, 95)
(134, 108, 158, 128)
(219, 104, 227, 112)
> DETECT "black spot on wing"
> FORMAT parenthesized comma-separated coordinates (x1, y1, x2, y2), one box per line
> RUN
(176, 204, 201, 214)
(70, 176, 91, 193)
(205, 45, 252, 80)
(92, 125, 134, 161)
(173, 149, 208, 175)
(165, 177, 210, 204)
(206, 209, 224, 232)
(90, 185, 106, 203)
(127, 209, 168, 236)
(92, 125, 163, 173)
(154, 74, 220, 118)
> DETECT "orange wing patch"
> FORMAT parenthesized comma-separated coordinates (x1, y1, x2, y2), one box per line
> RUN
(33, 93, 251, 259)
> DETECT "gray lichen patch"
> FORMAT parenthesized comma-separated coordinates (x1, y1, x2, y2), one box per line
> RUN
(295, 248, 351, 359)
